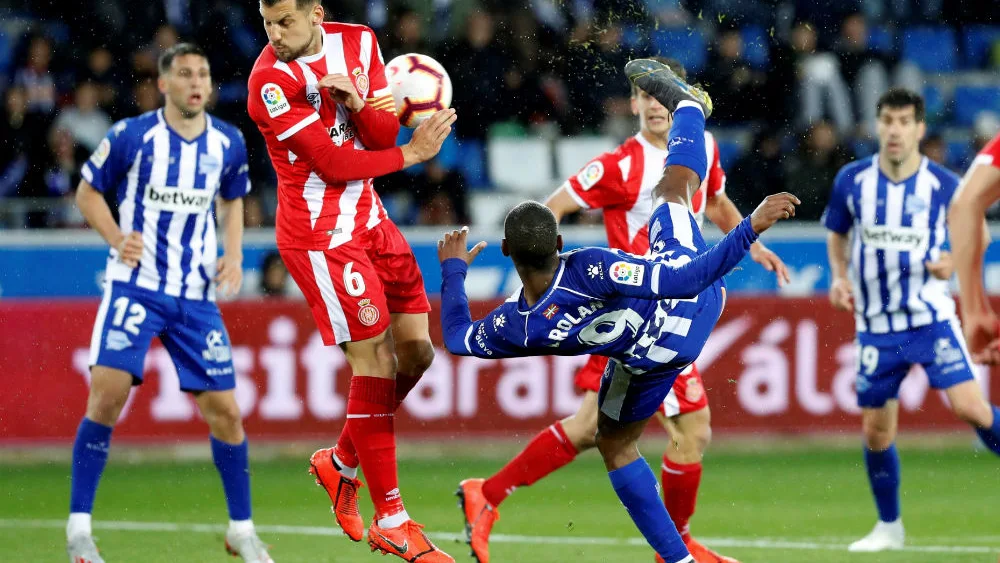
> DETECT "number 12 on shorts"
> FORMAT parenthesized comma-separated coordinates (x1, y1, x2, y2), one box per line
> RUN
(112, 297, 147, 335)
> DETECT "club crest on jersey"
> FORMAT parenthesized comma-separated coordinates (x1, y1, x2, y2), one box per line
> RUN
(359, 303, 380, 327)
(198, 153, 220, 176)
(352, 67, 369, 97)
(576, 161, 604, 191)
(904, 194, 929, 215)
(543, 304, 560, 320)
(201, 330, 232, 363)
(261, 83, 290, 118)
(90, 138, 111, 169)
(610, 261, 644, 286)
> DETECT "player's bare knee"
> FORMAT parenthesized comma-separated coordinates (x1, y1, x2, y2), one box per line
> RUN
(951, 398, 991, 427)
(561, 410, 598, 451)
(397, 340, 434, 378)
(862, 427, 895, 451)
(85, 389, 128, 426)
(204, 401, 245, 442)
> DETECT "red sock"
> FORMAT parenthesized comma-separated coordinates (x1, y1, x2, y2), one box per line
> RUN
(661, 457, 702, 542)
(394, 372, 421, 410)
(481, 422, 578, 507)
(346, 376, 404, 520)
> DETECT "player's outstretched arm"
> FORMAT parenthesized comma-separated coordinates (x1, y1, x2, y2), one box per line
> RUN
(606, 193, 799, 301)
(949, 161, 1000, 361)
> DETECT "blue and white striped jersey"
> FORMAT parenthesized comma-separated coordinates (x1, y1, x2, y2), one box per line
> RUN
(822, 155, 960, 334)
(81, 109, 251, 301)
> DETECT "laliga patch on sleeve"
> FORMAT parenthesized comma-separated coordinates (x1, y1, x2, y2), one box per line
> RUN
(576, 160, 604, 191)
(609, 261, 644, 286)
(89, 138, 112, 169)
(261, 83, 291, 118)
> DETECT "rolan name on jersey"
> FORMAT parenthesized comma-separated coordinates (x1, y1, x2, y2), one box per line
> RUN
(548, 300, 605, 343)
(327, 122, 357, 146)
(860, 225, 928, 252)
(143, 184, 213, 213)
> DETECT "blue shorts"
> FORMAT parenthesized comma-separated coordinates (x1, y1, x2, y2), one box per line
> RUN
(597, 360, 683, 423)
(855, 319, 976, 408)
(87, 281, 236, 392)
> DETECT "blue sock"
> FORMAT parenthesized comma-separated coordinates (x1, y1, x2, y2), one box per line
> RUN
(974, 405, 1000, 456)
(664, 103, 708, 183)
(70, 418, 113, 513)
(608, 458, 691, 562)
(864, 444, 901, 522)
(211, 436, 252, 521)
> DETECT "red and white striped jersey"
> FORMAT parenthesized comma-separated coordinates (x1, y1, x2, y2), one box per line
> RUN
(562, 131, 726, 255)
(248, 22, 403, 250)
(975, 132, 1000, 168)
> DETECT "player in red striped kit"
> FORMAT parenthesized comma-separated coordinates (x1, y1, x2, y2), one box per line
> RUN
(456, 59, 789, 563)
(248, 1, 455, 560)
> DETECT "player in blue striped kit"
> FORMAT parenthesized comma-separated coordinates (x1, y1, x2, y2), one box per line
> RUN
(438, 59, 799, 563)
(823, 88, 1000, 553)
(67, 44, 272, 562)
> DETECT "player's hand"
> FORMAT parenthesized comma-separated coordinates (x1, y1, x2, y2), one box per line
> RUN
(963, 310, 1000, 364)
(403, 109, 457, 166)
(749, 242, 790, 286)
(317, 74, 365, 113)
(115, 231, 143, 268)
(925, 250, 954, 280)
(829, 277, 854, 312)
(749, 192, 800, 234)
(215, 254, 243, 298)
(438, 226, 487, 266)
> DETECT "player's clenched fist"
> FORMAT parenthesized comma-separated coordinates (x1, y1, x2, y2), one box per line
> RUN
(438, 226, 487, 265)
(750, 192, 800, 234)
(402, 108, 457, 166)
(829, 277, 855, 312)
(115, 231, 143, 268)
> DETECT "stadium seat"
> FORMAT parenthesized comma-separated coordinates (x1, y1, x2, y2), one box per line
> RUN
(715, 139, 742, 171)
(487, 137, 554, 194)
(456, 138, 489, 189)
(901, 26, 957, 72)
(946, 138, 973, 170)
(952, 85, 1000, 126)
(741, 26, 770, 70)
(652, 27, 707, 75)
(621, 25, 647, 50)
(922, 84, 945, 124)
(554, 136, 618, 180)
(868, 25, 894, 54)
(962, 25, 1000, 69)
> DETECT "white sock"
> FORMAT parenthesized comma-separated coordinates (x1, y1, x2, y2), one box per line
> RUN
(333, 452, 358, 479)
(377, 510, 409, 529)
(67, 513, 92, 539)
(228, 519, 255, 536)
(676, 100, 705, 116)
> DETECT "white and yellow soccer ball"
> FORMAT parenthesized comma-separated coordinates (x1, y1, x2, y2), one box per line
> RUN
(385, 53, 452, 128)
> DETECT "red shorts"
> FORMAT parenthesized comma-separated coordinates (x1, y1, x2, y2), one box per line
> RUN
(280, 220, 431, 345)
(575, 355, 708, 417)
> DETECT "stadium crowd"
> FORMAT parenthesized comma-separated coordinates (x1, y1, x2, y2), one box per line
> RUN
(1, 0, 999, 228)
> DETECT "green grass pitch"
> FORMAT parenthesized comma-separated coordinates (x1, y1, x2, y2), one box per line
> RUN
(1, 441, 997, 562)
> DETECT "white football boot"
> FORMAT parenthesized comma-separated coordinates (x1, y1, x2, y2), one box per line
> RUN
(848, 519, 905, 552)
(67, 534, 105, 563)
(225, 528, 275, 562)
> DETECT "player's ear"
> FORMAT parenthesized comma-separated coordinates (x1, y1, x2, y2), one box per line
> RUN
(630, 95, 639, 116)
(501, 239, 510, 257)
(556, 234, 564, 252)
(311, 2, 324, 25)
(157, 75, 167, 96)
(916, 120, 926, 142)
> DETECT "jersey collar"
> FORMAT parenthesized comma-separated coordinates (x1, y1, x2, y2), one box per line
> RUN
(517, 259, 567, 315)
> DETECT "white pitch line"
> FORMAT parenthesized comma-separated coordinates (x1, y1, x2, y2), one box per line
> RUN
(0, 519, 995, 555)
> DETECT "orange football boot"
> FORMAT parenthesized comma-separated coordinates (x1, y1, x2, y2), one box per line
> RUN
(455, 478, 499, 563)
(654, 537, 741, 563)
(308, 447, 365, 541)
(367, 518, 455, 562)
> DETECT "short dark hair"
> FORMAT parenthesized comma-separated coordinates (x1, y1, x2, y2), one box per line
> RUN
(877, 88, 925, 122)
(158, 43, 208, 75)
(260, 0, 319, 9)
(504, 202, 559, 270)
(631, 56, 686, 96)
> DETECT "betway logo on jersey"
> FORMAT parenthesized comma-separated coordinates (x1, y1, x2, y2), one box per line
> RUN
(143, 184, 213, 214)
(860, 226, 928, 252)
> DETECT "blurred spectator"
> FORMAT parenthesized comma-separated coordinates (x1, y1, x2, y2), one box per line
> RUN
(132, 24, 179, 78)
(562, 22, 632, 133)
(382, 6, 431, 60)
(53, 82, 113, 153)
(412, 160, 470, 225)
(704, 26, 767, 123)
(133, 79, 161, 114)
(14, 35, 58, 116)
(0, 87, 50, 198)
(921, 132, 947, 167)
(784, 121, 850, 220)
(834, 12, 922, 137)
(728, 128, 788, 214)
(81, 46, 124, 115)
(260, 251, 289, 297)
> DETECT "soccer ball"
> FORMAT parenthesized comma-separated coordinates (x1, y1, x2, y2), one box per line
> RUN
(385, 53, 452, 128)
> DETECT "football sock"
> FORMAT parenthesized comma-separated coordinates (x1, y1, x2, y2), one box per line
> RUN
(974, 404, 1000, 456)
(346, 376, 405, 521)
(661, 457, 702, 542)
(333, 431, 359, 472)
(69, 418, 113, 515)
(664, 102, 708, 183)
(211, 436, 252, 521)
(609, 458, 692, 563)
(481, 421, 578, 507)
(864, 444, 901, 523)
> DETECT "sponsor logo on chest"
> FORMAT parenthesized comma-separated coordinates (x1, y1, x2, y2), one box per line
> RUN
(143, 184, 213, 214)
(860, 225, 928, 252)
